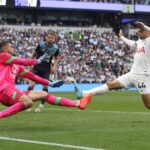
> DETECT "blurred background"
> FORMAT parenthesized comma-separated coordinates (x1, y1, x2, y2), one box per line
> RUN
(0, 0, 149, 85)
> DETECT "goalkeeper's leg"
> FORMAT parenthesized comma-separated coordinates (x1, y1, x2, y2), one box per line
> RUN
(25, 82, 35, 112)
(27, 90, 92, 110)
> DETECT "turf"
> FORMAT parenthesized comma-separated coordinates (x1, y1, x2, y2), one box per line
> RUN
(1, 91, 150, 150)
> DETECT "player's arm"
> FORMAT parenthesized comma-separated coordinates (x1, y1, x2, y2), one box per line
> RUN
(0, 52, 45, 66)
(51, 55, 59, 73)
(18, 67, 64, 87)
(135, 22, 150, 32)
(50, 48, 60, 73)
(118, 30, 136, 49)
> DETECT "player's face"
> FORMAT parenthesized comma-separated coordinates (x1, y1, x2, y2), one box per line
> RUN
(138, 29, 150, 39)
(4, 43, 15, 55)
(46, 34, 55, 44)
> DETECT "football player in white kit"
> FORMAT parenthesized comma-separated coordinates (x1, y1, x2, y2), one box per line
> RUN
(75, 22, 150, 109)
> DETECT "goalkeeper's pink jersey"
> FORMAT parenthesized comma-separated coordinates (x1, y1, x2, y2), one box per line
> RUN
(0, 52, 38, 91)
(0, 52, 49, 92)
(0, 62, 22, 91)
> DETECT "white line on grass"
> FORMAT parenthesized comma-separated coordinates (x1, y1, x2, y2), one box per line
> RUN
(0, 136, 105, 150)
(0, 105, 150, 115)
(43, 108, 150, 115)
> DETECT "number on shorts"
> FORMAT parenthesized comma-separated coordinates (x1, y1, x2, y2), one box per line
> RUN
(138, 82, 146, 89)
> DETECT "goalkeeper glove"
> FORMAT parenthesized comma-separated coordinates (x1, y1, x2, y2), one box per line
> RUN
(48, 80, 64, 88)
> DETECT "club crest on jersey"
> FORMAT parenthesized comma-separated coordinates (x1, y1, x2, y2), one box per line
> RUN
(136, 47, 145, 53)
(46, 48, 57, 56)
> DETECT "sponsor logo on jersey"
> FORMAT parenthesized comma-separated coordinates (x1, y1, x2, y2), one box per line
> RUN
(136, 47, 145, 53)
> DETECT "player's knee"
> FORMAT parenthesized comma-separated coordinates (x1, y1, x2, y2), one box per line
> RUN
(25, 100, 33, 108)
(107, 82, 115, 90)
(19, 95, 33, 108)
(107, 80, 122, 90)
(42, 91, 48, 98)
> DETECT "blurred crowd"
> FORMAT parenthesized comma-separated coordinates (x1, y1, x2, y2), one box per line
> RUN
(0, 27, 136, 84)
(79, 0, 150, 4)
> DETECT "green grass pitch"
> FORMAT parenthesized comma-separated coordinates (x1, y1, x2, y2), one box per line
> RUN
(1, 91, 150, 150)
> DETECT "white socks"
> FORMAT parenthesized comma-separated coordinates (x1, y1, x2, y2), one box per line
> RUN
(82, 84, 109, 96)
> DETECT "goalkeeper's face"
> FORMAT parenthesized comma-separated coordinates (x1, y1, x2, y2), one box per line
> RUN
(3, 43, 15, 55)
(46, 34, 56, 45)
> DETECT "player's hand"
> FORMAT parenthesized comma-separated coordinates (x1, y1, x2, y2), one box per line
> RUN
(37, 53, 47, 64)
(135, 22, 145, 30)
(48, 80, 64, 88)
(118, 29, 123, 37)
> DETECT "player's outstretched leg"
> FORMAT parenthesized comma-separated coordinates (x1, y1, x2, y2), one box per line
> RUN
(74, 83, 110, 100)
(44, 93, 92, 110)
(25, 86, 34, 112)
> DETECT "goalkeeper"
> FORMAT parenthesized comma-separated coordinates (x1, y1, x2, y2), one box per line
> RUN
(0, 40, 91, 119)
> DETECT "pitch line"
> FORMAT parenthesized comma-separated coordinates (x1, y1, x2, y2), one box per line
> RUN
(43, 107, 150, 115)
(0, 136, 105, 150)
(0, 105, 150, 115)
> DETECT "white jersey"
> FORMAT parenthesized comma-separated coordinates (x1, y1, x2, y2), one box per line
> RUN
(121, 36, 150, 75)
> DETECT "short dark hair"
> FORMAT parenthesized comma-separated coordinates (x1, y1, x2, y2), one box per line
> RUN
(0, 40, 10, 53)
(46, 30, 56, 37)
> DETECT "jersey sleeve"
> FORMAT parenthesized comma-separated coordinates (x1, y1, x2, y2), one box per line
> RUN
(35, 44, 41, 57)
(17, 66, 29, 76)
(0, 52, 38, 66)
(55, 49, 59, 57)
(120, 36, 137, 49)
(35, 44, 41, 55)
(18, 68, 49, 86)
(54, 44, 59, 57)
(34, 44, 43, 59)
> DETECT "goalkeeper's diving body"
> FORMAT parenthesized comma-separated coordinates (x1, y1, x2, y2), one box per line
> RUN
(0, 41, 91, 119)
(74, 22, 150, 110)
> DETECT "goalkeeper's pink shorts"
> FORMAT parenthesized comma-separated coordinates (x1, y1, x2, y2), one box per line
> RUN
(0, 85, 30, 106)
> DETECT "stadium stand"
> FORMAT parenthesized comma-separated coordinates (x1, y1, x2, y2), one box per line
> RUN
(80, 0, 150, 4)
(0, 26, 135, 84)
(0, 0, 149, 84)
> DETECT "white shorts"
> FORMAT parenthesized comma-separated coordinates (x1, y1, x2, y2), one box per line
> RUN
(117, 73, 150, 95)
